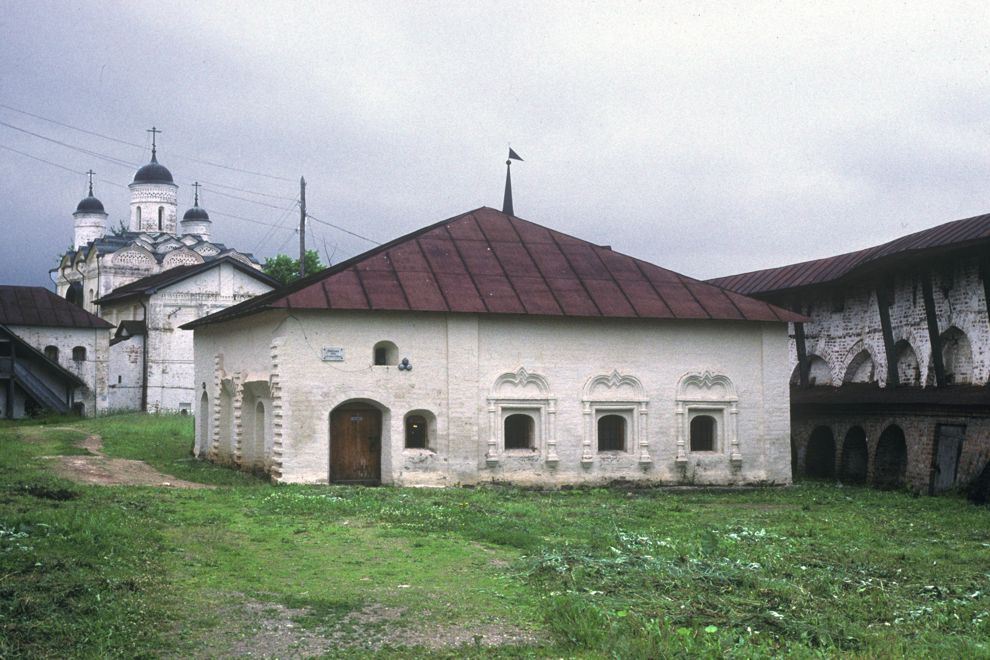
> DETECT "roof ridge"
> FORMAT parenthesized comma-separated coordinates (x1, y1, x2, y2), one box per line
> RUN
(183, 206, 802, 329)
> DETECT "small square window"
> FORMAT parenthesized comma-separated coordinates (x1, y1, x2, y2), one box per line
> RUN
(690, 414, 718, 452)
(597, 414, 626, 451)
(405, 415, 428, 449)
(373, 341, 397, 366)
(504, 413, 534, 450)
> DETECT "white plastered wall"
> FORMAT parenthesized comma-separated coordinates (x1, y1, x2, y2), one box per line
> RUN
(193, 309, 793, 487)
(105, 262, 274, 413)
(7, 324, 110, 415)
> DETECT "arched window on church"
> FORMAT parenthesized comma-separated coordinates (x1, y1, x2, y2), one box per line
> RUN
(158, 206, 164, 231)
(136, 206, 141, 225)
(66, 282, 83, 307)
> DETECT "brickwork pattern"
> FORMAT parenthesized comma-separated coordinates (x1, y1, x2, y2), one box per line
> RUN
(792, 413, 990, 493)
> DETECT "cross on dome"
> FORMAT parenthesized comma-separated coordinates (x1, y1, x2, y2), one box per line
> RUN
(147, 126, 162, 161)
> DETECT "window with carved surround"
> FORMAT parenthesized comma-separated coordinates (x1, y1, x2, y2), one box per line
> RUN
(581, 370, 650, 464)
(675, 371, 740, 465)
(486, 367, 556, 465)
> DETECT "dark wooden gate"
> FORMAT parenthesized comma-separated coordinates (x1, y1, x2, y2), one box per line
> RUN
(930, 424, 964, 495)
(330, 404, 382, 484)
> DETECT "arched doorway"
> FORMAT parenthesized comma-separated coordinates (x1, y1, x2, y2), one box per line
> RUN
(329, 403, 382, 484)
(874, 425, 907, 489)
(805, 426, 836, 479)
(839, 426, 868, 484)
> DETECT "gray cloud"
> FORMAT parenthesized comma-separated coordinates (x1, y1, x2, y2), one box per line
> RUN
(2, 1, 989, 286)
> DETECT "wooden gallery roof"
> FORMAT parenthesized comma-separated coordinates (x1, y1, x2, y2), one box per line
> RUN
(185, 207, 802, 329)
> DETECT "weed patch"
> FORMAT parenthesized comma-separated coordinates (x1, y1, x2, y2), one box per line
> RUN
(2, 416, 990, 657)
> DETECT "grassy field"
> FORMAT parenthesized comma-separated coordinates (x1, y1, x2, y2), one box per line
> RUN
(1, 414, 989, 658)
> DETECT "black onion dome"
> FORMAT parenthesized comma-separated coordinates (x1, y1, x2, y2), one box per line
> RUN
(183, 206, 210, 222)
(75, 195, 105, 214)
(132, 155, 174, 184)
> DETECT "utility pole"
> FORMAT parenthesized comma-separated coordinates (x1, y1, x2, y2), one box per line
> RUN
(299, 176, 307, 279)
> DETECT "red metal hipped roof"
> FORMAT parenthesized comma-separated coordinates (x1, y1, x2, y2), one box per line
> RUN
(709, 211, 990, 295)
(184, 207, 802, 329)
(0, 286, 112, 329)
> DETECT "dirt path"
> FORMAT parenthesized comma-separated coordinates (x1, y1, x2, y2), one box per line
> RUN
(48, 431, 209, 489)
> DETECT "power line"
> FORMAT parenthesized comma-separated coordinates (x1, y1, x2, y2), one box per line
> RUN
(0, 143, 86, 175)
(201, 185, 297, 210)
(0, 102, 143, 148)
(0, 102, 296, 182)
(306, 213, 381, 245)
(1, 140, 295, 229)
(0, 143, 129, 193)
(254, 199, 300, 253)
(2, 110, 382, 246)
(196, 178, 297, 202)
(273, 228, 298, 254)
(0, 119, 138, 169)
(209, 208, 299, 229)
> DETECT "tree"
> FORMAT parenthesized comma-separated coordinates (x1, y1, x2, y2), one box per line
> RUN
(263, 250, 324, 285)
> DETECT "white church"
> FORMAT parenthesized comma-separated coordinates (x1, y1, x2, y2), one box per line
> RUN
(185, 206, 800, 487)
(51, 132, 277, 413)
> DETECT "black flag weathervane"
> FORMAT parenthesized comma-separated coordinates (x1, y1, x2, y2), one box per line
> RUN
(502, 147, 523, 216)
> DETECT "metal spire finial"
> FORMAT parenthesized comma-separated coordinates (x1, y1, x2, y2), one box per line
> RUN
(192, 181, 201, 206)
(147, 126, 162, 161)
(502, 147, 523, 216)
(86, 169, 95, 196)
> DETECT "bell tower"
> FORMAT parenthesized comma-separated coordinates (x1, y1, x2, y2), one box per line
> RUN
(73, 170, 107, 249)
(128, 127, 178, 234)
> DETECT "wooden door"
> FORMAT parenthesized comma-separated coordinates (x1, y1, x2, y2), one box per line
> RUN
(931, 424, 964, 494)
(330, 404, 382, 484)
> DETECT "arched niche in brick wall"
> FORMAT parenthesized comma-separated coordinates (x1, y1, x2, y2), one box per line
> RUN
(894, 340, 921, 386)
(940, 327, 973, 385)
(842, 342, 876, 384)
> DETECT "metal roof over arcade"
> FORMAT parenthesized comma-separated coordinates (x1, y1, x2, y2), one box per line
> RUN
(709, 211, 990, 296)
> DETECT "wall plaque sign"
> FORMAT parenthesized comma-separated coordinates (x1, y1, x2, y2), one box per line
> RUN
(321, 347, 345, 362)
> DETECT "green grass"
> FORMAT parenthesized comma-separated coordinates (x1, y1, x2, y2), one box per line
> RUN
(2, 413, 989, 657)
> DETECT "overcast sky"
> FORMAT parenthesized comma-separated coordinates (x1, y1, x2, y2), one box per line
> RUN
(2, 1, 989, 288)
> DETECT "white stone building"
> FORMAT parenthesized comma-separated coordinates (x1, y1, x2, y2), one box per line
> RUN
(0, 286, 112, 418)
(54, 157, 263, 317)
(96, 257, 276, 413)
(185, 207, 800, 486)
(710, 211, 990, 493)
(49, 136, 274, 413)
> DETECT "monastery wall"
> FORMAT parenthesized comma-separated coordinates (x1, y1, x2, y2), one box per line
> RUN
(791, 255, 989, 388)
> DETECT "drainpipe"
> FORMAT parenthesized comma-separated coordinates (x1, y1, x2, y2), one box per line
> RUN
(95, 252, 102, 316)
(140, 298, 149, 412)
(74, 258, 87, 310)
